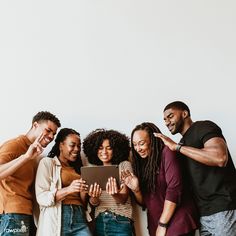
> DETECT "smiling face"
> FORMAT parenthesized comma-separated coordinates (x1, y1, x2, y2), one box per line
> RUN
(59, 134, 81, 164)
(34, 120, 59, 147)
(97, 139, 113, 166)
(163, 108, 186, 135)
(132, 130, 151, 158)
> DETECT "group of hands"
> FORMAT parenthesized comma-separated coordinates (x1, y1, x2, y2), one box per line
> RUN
(68, 171, 167, 236)
(25, 129, 172, 236)
(67, 170, 139, 198)
(28, 130, 175, 198)
(29, 132, 171, 236)
(64, 130, 178, 198)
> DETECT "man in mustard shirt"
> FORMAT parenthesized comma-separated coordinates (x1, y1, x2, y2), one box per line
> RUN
(0, 111, 61, 236)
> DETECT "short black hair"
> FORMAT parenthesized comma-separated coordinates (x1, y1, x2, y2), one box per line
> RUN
(164, 101, 191, 117)
(83, 129, 130, 165)
(32, 111, 61, 127)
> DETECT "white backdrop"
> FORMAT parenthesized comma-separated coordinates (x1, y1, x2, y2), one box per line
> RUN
(1, 1, 236, 235)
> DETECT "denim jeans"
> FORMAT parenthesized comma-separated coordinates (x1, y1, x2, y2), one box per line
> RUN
(61, 204, 92, 236)
(95, 211, 134, 236)
(0, 213, 32, 236)
(200, 209, 236, 236)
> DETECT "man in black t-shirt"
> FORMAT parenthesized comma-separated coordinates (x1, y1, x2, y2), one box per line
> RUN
(155, 101, 236, 236)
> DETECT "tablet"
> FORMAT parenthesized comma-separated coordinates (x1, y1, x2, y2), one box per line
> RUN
(81, 165, 120, 190)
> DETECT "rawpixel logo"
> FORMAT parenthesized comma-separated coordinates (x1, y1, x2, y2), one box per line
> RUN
(5, 221, 28, 233)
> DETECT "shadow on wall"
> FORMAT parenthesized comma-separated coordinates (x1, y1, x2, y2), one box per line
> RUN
(132, 203, 148, 236)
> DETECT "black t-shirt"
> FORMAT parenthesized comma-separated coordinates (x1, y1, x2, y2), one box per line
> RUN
(179, 120, 236, 216)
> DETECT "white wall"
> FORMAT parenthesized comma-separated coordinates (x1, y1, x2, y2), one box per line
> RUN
(1, 1, 236, 235)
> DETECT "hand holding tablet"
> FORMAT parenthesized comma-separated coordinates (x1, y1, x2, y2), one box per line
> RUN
(81, 165, 120, 190)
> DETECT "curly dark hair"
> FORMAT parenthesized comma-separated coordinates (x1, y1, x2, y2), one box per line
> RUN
(48, 128, 82, 174)
(32, 111, 61, 128)
(83, 129, 130, 165)
(131, 122, 164, 193)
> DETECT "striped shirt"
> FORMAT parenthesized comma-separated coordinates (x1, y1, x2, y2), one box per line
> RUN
(95, 160, 133, 219)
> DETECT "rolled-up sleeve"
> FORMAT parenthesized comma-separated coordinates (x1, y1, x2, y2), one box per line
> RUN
(163, 147, 182, 205)
(35, 158, 58, 207)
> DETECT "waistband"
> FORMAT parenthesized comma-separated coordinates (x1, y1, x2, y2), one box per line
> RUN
(0, 213, 31, 217)
(99, 211, 132, 221)
(62, 204, 83, 208)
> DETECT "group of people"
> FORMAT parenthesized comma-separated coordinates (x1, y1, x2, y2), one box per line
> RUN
(0, 101, 236, 236)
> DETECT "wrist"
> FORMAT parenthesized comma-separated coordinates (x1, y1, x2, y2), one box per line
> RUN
(158, 221, 169, 228)
(133, 187, 141, 193)
(175, 143, 182, 152)
(65, 186, 72, 195)
(89, 197, 100, 206)
(23, 153, 31, 160)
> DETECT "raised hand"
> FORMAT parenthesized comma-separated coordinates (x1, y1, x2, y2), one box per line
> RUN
(121, 170, 140, 193)
(25, 132, 45, 160)
(153, 133, 177, 151)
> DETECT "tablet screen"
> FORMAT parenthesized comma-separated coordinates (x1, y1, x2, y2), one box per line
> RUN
(81, 165, 120, 190)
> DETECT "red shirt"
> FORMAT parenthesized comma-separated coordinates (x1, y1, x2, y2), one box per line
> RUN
(143, 146, 199, 236)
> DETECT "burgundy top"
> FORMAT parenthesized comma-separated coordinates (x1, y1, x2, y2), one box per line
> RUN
(143, 146, 199, 236)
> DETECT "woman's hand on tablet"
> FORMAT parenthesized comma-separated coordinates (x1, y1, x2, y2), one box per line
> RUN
(106, 177, 119, 195)
(88, 182, 102, 206)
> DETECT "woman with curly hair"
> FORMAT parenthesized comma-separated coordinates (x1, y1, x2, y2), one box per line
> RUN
(122, 122, 199, 236)
(83, 129, 134, 236)
(35, 128, 92, 236)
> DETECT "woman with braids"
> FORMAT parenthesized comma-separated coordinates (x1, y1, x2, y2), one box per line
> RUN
(35, 128, 92, 236)
(122, 122, 198, 236)
(83, 129, 134, 236)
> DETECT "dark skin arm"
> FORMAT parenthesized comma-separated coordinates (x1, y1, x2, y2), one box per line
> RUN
(154, 133, 228, 167)
(156, 200, 177, 236)
(0, 133, 44, 180)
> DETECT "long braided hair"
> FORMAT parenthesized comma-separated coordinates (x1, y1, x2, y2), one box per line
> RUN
(48, 128, 83, 174)
(131, 122, 164, 193)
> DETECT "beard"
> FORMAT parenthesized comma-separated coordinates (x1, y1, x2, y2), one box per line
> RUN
(171, 119, 184, 135)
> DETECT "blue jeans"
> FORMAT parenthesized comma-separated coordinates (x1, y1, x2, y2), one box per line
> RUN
(95, 211, 134, 236)
(61, 204, 92, 236)
(0, 213, 32, 236)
